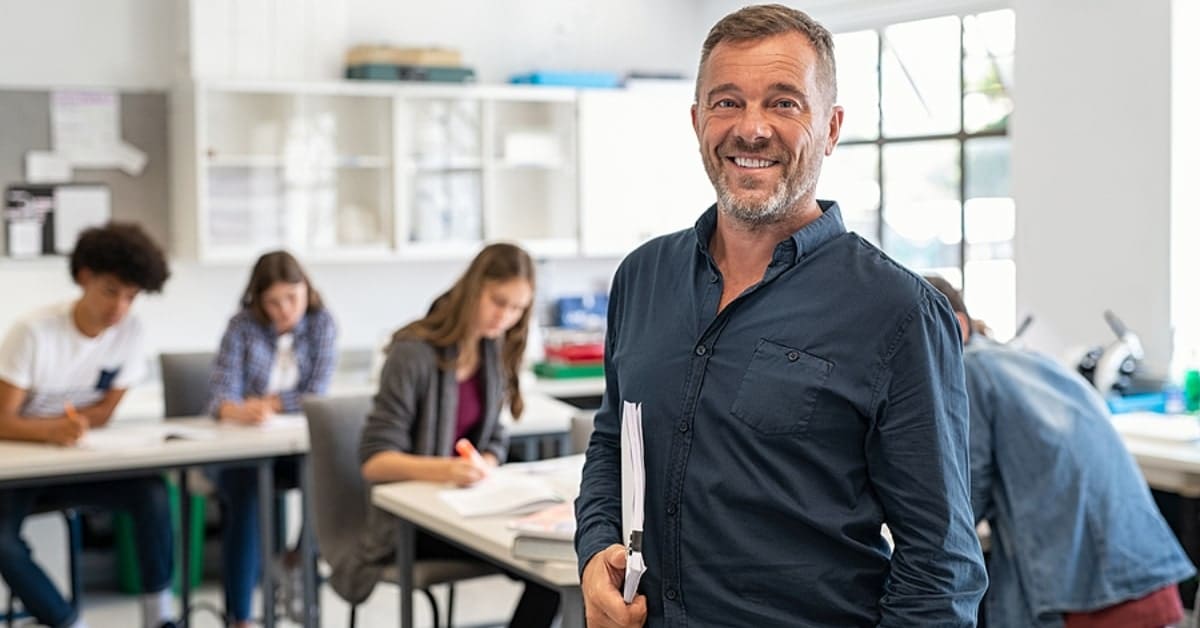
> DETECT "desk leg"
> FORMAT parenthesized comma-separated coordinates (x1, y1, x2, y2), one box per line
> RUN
(559, 587, 585, 628)
(179, 469, 192, 628)
(396, 520, 415, 628)
(298, 455, 319, 628)
(258, 461, 276, 628)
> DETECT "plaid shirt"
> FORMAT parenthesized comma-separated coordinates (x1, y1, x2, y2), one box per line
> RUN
(208, 307, 337, 415)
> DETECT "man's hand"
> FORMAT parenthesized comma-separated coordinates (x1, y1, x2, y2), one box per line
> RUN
(582, 544, 647, 628)
(224, 397, 275, 425)
(44, 414, 88, 446)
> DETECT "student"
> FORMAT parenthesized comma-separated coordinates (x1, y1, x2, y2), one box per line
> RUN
(926, 276, 1194, 628)
(208, 250, 337, 627)
(0, 222, 175, 628)
(330, 242, 559, 628)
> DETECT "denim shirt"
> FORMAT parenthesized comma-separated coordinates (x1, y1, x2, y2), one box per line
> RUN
(963, 336, 1194, 627)
(576, 203, 987, 627)
(208, 307, 338, 415)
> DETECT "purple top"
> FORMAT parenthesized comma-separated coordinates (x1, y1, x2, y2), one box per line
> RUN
(454, 369, 483, 443)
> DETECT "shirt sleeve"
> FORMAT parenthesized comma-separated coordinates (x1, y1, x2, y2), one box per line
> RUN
(279, 308, 338, 413)
(359, 341, 425, 464)
(0, 321, 35, 390)
(208, 315, 249, 416)
(963, 352, 997, 523)
(112, 317, 147, 389)
(866, 291, 988, 627)
(574, 265, 627, 575)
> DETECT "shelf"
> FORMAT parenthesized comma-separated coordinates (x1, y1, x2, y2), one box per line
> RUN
(207, 154, 391, 169)
(404, 158, 484, 173)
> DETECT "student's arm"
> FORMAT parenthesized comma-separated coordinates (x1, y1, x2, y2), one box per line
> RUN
(359, 341, 485, 487)
(0, 380, 86, 445)
(278, 309, 338, 413)
(866, 293, 988, 627)
(209, 314, 269, 423)
(75, 387, 126, 428)
(962, 355, 997, 523)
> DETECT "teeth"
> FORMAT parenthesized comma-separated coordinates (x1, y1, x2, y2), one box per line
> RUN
(733, 157, 773, 168)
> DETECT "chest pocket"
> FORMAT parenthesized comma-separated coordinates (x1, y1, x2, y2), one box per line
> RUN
(731, 339, 832, 436)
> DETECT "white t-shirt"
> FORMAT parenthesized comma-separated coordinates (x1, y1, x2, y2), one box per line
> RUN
(266, 331, 299, 394)
(0, 301, 146, 418)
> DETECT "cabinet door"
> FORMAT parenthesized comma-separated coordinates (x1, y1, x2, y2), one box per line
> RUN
(578, 87, 714, 258)
(394, 96, 485, 258)
(198, 89, 394, 261)
(485, 98, 578, 257)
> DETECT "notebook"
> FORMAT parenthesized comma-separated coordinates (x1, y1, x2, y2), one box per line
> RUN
(438, 473, 565, 518)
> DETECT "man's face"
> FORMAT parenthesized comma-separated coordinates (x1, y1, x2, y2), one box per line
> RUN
(692, 31, 842, 228)
(76, 269, 140, 330)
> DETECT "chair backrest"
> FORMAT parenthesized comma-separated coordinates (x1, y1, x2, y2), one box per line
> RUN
(303, 395, 374, 566)
(570, 410, 596, 454)
(159, 352, 216, 418)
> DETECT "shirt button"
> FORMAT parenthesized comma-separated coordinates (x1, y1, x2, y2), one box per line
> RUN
(787, 351, 800, 362)
(678, 421, 689, 432)
(667, 503, 677, 515)
(709, 275, 718, 283)
(695, 345, 707, 356)
(666, 588, 678, 600)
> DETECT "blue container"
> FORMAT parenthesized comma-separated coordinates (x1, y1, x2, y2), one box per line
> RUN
(509, 71, 622, 88)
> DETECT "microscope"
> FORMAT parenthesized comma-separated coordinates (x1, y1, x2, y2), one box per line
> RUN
(1075, 310, 1147, 396)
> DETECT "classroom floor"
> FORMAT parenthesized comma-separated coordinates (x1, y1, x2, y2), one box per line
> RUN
(77, 573, 524, 628)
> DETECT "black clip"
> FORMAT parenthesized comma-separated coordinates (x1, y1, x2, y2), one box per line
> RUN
(628, 529, 643, 554)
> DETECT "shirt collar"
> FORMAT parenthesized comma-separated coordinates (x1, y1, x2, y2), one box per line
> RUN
(693, 200, 847, 266)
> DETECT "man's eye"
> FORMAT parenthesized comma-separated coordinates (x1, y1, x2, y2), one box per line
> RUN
(714, 99, 738, 108)
(775, 100, 800, 109)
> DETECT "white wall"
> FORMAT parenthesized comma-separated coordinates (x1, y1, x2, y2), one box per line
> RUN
(1172, 0, 1200, 373)
(0, 0, 173, 90)
(345, 0, 704, 83)
(1011, 0, 1173, 370)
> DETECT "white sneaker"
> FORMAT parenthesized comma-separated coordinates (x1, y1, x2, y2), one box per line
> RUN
(272, 555, 306, 622)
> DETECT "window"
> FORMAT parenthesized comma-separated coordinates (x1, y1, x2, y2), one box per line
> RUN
(817, 10, 1016, 339)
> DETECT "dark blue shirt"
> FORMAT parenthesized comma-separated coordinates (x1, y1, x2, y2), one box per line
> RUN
(576, 203, 987, 627)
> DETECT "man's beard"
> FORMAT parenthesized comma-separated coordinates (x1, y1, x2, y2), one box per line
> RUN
(704, 137, 820, 228)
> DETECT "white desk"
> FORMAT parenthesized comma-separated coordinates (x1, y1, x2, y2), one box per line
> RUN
(0, 417, 315, 628)
(372, 457, 584, 628)
(1112, 414, 1200, 497)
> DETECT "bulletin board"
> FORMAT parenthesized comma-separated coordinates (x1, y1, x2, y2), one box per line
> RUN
(0, 89, 170, 257)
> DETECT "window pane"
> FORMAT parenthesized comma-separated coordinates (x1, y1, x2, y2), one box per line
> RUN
(965, 138, 1013, 259)
(818, 144, 880, 245)
(834, 30, 880, 141)
(963, 10, 1014, 132)
(882, 140, 960, 269)
(965, 259, 1016, 341)
(881, 16, 962, 137)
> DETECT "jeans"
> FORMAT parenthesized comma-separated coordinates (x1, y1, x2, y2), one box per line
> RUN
(215, 459, 299, 622)
(0, 477, 174, 628)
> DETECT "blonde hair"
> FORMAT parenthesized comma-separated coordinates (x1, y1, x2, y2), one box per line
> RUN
(391, 243, 536, 418)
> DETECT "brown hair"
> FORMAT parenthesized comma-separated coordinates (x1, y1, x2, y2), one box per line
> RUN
(697, 3, 838, 103)
(923, 275, 971, 320)
(391, 242, 536, 418)
(240, 250, 324, 325)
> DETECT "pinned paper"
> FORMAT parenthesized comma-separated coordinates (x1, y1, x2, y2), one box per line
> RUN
(53, 186, 111, 254)
(50, 89, 148, 175)
(24, 151, 72, 183)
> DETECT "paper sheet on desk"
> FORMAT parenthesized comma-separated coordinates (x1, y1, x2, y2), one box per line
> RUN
(439, 473, 564, 518)
(218, 415, 306, 432)
(1111, 412, 1200, 443)
(76, 424, 216, 451)
(621, 401, 647, 604)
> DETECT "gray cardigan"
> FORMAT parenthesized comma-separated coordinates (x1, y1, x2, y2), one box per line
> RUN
(330, 337, 512, 605)
(360, 337, 510, 466)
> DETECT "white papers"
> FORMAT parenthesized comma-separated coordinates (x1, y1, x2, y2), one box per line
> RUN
(621, 400, 647, 604)
(25, 151, 72, 184)
(7, 221, 43, 258)
(439, 473, 564, 518)
(50, 90, 147, 176)
(52, 186, 111, 254)
(76, 423, 217, 451)
(1111, 412, 1200, 443)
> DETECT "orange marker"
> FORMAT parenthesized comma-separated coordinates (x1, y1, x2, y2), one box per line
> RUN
(64, 402, 82, 422)
(455, 438, 486, 467)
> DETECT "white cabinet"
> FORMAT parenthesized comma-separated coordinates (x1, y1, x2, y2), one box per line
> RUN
(172, 79, 707, 263)
(577, 85, 714, 257)
(172, 80, 579, 262)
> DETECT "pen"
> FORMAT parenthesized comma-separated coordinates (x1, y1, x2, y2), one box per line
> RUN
(455, 438, 487, 468)
(64, 402, 82, 422)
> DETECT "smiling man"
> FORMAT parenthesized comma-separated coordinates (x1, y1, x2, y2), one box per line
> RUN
(575, 5, 987, 627)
